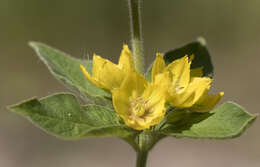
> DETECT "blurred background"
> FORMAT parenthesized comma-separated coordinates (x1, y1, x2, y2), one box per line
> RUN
(0, 0, 259, 167)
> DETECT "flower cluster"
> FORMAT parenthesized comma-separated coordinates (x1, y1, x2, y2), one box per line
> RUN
(80, 45, 224, 130)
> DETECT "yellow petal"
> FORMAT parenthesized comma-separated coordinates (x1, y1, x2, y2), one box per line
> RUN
(191, 91, 224, 112)
(190, 67, 203, 78)
(169, 77, 212, 108)
(167, 56, 190, 89)
(125, 118, 150, 130)
(112, 88, 131, 120)
(112, 71, 148, 118)
(92, 54, 125, 90)
(92, 54, 106, 77)
(80, 65, 107, 89)
(144, 72, 169, 106)
(123, 71, 148, 97)
(152, 53, 166, 82)
(118, 44, 134, 72)
(145, 96, 166, 126)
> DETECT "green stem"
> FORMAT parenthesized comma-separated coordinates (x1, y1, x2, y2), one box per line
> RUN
(123, 131, 165, 167)
(128, 0, 144, 74)
(135, 131, 150, 167)
(136, 151, 148, 167)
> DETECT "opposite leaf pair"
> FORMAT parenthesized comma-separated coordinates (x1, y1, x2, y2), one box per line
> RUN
(80, 45, 223, 130)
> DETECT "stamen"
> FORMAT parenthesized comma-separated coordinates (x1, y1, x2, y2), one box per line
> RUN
(130, 97, 150, 117)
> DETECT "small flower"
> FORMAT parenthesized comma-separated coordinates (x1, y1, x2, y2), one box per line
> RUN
(112, 71, 168, 130)
(80, 45, 134, 91)
(152, 54, 224, 112)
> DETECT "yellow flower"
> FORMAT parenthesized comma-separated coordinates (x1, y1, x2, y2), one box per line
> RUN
(80, 45, 134, 91)
(152, 53, 224, 112)
(112, 71, 168, 130)
(80, 44, 223, 130)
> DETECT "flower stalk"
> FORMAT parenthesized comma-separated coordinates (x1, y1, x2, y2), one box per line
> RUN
(128, 0, 144, 74)
(136, 151, 148, 167)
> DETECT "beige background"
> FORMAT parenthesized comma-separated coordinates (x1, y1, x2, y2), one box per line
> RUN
(0, 0, 259, 167)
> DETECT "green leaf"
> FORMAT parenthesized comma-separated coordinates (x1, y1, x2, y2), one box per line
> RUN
(145, 38, 214, 81)
(29, 42, 112, 107)
(160, 102, 257, 139)
(8, 93, 135, 139)
(161, 108, 213, 132)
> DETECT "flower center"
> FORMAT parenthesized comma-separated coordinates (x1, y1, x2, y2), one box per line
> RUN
(130, 97, 148, 117)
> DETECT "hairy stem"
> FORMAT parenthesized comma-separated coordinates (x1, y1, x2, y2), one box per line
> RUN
(128, 0, 144, 74)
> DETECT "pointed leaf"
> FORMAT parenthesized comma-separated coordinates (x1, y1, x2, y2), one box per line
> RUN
(29, 42, 112, 107)
(160, 102, 257, 139)
(8, 93, 135, 139)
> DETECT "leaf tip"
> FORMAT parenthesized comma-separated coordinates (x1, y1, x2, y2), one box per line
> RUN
(28, 41, 37, 48)
(28, 41, 44, 51)
(197, 37, 207, 46)
(6, 97, 38, 113)
(251, 113, 259, 120)
(6, 104, 16, 112)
